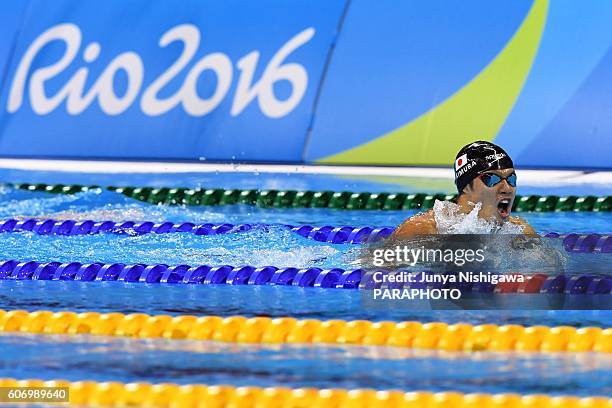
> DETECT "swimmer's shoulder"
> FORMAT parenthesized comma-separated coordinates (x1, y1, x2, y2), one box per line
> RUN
(509, 215, 538, 237)
(391, 209, 438, 238)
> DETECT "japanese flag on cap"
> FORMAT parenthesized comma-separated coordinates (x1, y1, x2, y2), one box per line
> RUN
(455, 154, 468, 170)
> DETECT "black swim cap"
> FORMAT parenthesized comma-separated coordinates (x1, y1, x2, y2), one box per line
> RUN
(454, 141, 514, 194)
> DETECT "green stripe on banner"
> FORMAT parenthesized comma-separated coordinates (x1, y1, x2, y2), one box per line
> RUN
(319, 0, 548, 166)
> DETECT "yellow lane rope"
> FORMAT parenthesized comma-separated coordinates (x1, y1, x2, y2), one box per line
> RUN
(0, 309, 609, 353)
(0, 378, 609, 408)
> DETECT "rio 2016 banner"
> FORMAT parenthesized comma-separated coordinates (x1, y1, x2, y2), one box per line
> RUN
(0, 0, 347, 161)
(0, 0, 611, 168)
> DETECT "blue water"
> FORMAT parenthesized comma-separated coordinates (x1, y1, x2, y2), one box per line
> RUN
(0, 227, 609, 276)
(0, 173, 610, 397)
(1, 188, 612, 233)
(1, 281, 610, 327)
(1, 333, 609, 396)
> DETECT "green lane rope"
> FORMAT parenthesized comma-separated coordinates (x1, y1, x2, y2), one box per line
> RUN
(9, 183, 612, 212)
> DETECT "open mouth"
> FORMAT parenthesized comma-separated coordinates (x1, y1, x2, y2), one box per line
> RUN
(497, 198, 511, 218)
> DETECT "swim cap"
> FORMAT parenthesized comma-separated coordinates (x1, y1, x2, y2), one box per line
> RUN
(454, 141, 514, 194)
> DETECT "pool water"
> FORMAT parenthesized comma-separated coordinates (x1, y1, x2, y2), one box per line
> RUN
(2, 281, 610, 327)
(1, 188, 611, 233)
(0, 171, 610, 397)
(1, 333, 610, 396)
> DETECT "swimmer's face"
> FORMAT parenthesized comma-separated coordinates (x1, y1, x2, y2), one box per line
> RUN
(463, 168, 516, 223)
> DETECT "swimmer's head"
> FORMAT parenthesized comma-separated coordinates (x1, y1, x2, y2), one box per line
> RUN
(454, 141, 516, 222)
(454, 141, 514, 193)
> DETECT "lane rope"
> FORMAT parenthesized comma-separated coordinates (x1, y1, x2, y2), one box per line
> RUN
(11, 183, 612, 212)
(0, 309, 609, 353)
(0, 218, 610, 252)
(0, 377, 608, 407)
(0, 260, 610, 294)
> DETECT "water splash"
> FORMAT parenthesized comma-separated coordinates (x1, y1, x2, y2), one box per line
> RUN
(0, 225, 344, 268)
(433, 199, 525, 234)
(427, 200, 571, 273)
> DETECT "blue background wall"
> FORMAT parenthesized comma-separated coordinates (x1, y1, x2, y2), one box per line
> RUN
(0, 0, 610, 168)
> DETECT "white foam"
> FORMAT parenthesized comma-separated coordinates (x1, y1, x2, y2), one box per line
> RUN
(430, 200, 570, 272)
(432, 200, 525, 234)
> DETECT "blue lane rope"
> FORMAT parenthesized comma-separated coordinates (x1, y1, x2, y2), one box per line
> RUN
(0, 218, 610, 252)
(0, 260, 610, 294)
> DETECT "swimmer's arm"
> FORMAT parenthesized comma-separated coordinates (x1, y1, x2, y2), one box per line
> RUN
(509, 216, 538, 237)
(391, 210, 437, 239)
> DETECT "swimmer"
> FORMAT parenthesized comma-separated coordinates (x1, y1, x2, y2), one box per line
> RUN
(392, 141, 537, 238)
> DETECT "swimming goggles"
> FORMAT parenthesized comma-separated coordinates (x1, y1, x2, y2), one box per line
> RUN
(478, 172, 517, 188)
